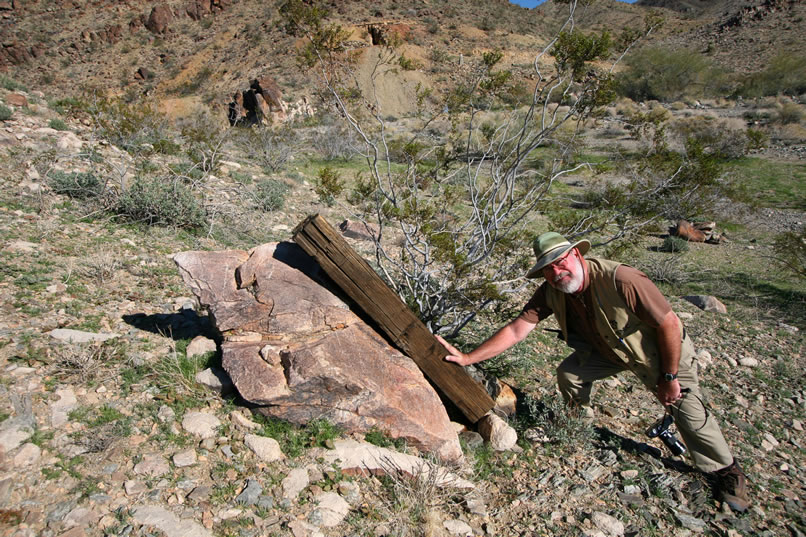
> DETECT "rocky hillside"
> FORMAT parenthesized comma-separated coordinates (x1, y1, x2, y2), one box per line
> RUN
(1, 0, 804, 121)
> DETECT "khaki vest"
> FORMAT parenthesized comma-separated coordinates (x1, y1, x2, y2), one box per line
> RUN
(545, 257, 687, 370)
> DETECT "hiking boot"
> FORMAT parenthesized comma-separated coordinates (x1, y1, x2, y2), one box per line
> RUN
(712, 460, 751, 512)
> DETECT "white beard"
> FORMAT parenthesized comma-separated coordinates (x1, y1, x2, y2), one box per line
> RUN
(549, 255, 584, 294)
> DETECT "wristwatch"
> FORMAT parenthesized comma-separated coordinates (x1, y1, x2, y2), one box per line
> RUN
(662, 372, 678, 382)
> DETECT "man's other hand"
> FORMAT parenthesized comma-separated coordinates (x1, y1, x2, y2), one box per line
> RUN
(657, 378, 682, 406)
(436, 335, 472, 366)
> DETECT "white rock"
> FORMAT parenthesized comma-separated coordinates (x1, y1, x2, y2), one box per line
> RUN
(321, 439, 474, 489)
(172, 449, 197, 468)
(186, 335, 216, 357)
(12, 442, 41, 467)
(63, 506, 101, 529)
(57, 132, 84, 152)
(181, 411, 221, 439)
(51, 388, 78, 427)
(792, 419, 803, 431)
(48, 328, 119, 343)
(244, 434, 285, 462)
(738, 357, 759, 368)
(311, 492, 350, 527)
(4, 240, 39, 253)
(133, 505, 212, 537)
(282, 468, 310, 500)
(134, 454, 170, 477)
(677, 312, 694, 320)
(230, 410, 260, 431)
(194, 367, 233, 395)
(444, 519, 474, 536)
(0, 426, 33, 453)
(591, 511, 625, 537)
(477, 412, 517, 451)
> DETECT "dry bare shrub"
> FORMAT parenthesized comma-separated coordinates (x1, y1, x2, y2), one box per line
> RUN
(372, 456, 466, 536)
(53, 342, 113, 381)
(79, 250, 122, 284)
(640, 255, 692, 286)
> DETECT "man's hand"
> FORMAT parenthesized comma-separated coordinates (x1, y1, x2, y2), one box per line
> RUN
(436, 335, 472, 366)
(657, 378, 682, 406)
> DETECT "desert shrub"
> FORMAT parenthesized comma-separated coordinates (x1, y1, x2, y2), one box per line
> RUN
(178, 111, 227, 174)
(48, 171, 105, 200)
(252, 179, 289, 211)
(48, 118, 69, 131)
(114, 177, 206, 229)
(775, 102, 804, 125)
(314, 166, 344, 206)
(49, 97, 87, 116)
(737, 52, 806, 98)
(311, 123, 356, 160)
(670, 116, 748, 160)
(774, 225, 806, 279)
(0, 104, 11, 121)
(0, 74, 26, 92)
(238, 126, 297, 173)
(515, 394, 595, 457)
(617, 47, 727, 102)
(660, 235, 689, 253)
(745, 128, 769, 151)
(87, 95, 174, 155)
(398, 54, 419, 71)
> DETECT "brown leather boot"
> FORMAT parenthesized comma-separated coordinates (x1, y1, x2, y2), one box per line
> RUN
(712, 460, 751, 512)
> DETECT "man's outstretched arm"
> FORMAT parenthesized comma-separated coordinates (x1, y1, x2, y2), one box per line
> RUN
(437, 317, 537, 367)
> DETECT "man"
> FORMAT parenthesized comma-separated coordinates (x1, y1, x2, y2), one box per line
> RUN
(437, 232, 751, 511)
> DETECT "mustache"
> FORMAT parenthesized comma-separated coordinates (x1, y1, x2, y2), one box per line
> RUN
(553, 271, 571, 283)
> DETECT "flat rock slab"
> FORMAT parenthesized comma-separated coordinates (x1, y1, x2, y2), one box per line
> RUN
(175, 242, 462, 461)
(47, 329, 119, 343)
(320, 439, 474, 490)
(133, 505, 212, 537)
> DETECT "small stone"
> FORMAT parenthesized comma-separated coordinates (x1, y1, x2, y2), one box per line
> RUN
(182, 411, 221, 439)
(443, 519, 474, 536)
(792, 419, 803, 431)
(683, 295, 727, 314)
(186, 336, 216, 357)
(195, 367, 234, 395)
(230, 410, 260, 431)
(13, 442, 41, 467)
(47, 328, 118, 343)
(134, 454, 170, 477)
(477, 412, 517, 451)
(677, 312, 694, 320)
(310, 492, 350, 527)
(172, 449, 197, 467)
(282, 468, 310, 500)
(236, 478, 263, 506)
(338, 481, 361, 505)
(187, 485, 212, 503)
(157, 405, 176, 423)
(244, 434, 285, 462)
(620, 469, 639, 479)
(739, 357, 759, 368)
(675, 512, 706, 531)
(591, 511, 624, 536)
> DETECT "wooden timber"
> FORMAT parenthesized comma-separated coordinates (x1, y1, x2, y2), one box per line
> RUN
(293, 214, 495, 423)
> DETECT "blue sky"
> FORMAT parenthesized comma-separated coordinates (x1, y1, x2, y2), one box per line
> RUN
(510, 0, 638, 7)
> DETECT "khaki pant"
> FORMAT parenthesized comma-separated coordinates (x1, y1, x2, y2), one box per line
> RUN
(556, 336, 734, 473)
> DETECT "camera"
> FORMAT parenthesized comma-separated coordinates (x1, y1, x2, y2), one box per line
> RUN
(646, 414, 687, 456)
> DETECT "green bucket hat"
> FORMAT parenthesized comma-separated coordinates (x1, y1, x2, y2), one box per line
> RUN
(525, 232, 591, 279)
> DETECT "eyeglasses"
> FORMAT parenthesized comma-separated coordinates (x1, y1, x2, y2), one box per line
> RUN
(543, 249, 576, 274)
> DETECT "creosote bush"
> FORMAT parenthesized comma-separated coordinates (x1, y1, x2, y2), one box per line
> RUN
(314, 166, 344, 206)
(660, 235, 689, 253)
(0, 104, 13, 121)
(252, 179, 289, 212)
(114, 176, 206, 230)
(48, 171, 105, 200)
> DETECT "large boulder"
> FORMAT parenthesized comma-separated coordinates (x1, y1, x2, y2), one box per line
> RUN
(145, 5, 174, 34)
(174, 242, 463, 461)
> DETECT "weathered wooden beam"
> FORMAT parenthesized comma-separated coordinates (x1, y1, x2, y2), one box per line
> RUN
(293, 214, 494, 423)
